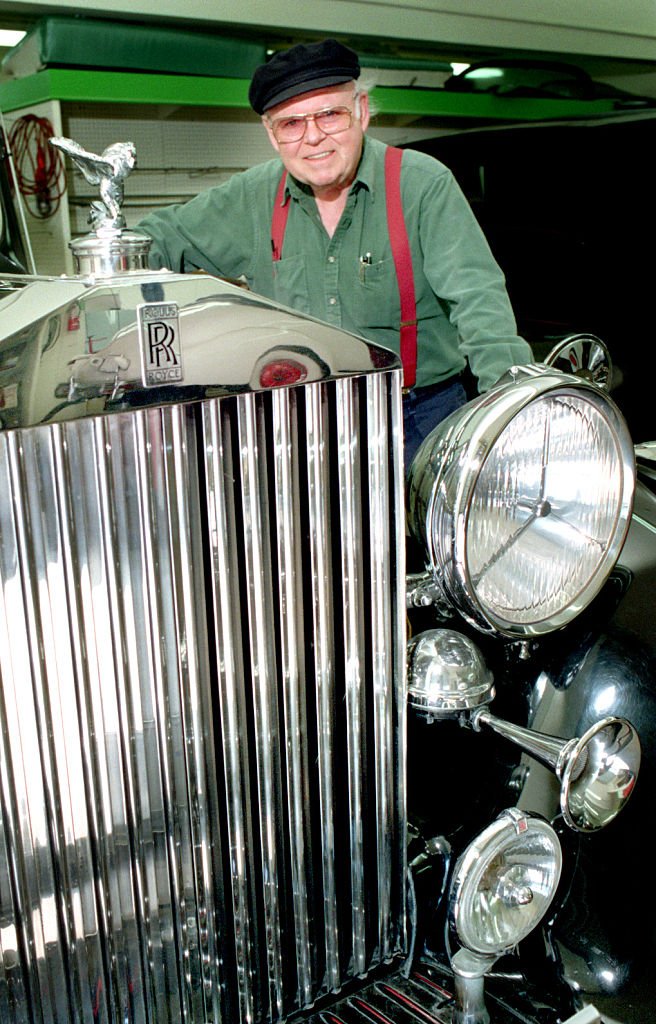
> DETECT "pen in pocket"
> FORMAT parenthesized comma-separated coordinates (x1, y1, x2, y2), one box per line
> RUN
(359, 252, 373, 282)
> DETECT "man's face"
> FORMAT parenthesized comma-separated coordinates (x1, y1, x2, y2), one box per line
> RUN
(263, 82, 369, 196)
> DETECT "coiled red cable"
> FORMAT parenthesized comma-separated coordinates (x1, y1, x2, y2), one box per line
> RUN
(8, 114, 66, 218)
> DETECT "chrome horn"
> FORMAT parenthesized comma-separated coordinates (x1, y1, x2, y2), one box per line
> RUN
(407, 629, 641, 832)
(470, 707, 640, 833)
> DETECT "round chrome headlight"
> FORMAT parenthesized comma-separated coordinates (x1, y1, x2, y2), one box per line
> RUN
(407, 369, 635, 637)
(450, 808, 562, 958)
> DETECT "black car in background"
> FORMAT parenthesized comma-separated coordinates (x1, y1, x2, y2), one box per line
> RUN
(406, 110, 655, 443)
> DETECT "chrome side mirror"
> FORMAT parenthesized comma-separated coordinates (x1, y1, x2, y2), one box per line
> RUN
(407, 629, 641, 832)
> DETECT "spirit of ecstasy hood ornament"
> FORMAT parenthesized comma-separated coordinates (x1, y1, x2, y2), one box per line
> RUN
(50, 136, 137, 232)
(48, 137, 150, 275)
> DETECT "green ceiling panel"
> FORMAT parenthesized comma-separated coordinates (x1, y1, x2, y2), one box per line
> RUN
(0, 67, 619, 120)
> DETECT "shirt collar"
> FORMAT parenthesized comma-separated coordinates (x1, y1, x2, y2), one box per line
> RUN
(353, 136, 378, 197)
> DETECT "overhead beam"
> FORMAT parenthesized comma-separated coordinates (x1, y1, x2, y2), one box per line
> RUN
(0, 66, 622, 119)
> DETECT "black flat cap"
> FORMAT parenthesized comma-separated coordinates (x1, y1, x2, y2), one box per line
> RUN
(249, 39, 360, 114)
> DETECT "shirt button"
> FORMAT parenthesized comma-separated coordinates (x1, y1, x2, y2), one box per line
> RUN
(328, 255, 335, 263)
(329, 297, 337, 305)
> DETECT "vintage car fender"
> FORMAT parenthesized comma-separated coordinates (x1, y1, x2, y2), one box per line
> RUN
(405, 471, 656, 1023)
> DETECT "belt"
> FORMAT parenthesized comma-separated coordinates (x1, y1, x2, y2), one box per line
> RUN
(402, 372, 462, 398)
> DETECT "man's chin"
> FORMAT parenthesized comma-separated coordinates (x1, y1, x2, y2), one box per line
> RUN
(298, 163, 351, 194)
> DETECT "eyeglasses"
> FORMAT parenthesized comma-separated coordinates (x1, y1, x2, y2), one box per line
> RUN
(267, 104, 355, 143)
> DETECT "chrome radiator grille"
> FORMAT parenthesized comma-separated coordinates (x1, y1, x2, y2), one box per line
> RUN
(0, 371, 406, 1024)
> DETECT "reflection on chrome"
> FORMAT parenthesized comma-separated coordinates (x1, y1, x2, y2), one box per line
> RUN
(0, 273, 399, 432)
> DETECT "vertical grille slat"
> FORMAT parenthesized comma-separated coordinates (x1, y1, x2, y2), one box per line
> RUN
(306, 382, 341, 994)
(204, 400, 257, 1024)
(63, 416, 145, 1023)
(272, 387, 314, 1008)
(335, 379, 367, 976)
(109, 410, 182, 1023)
(390, 380, 408, 958)
(366, 375, 396, 960)
(238, 393, 286, 1022)
(0, 368, 406, 1024)
(155, 405, 221, 1022)
(0, 429, 73, 1024)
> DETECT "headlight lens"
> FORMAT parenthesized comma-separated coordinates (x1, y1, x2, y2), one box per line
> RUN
(450, 809, 562, 957)
(408, 371, 635, 636)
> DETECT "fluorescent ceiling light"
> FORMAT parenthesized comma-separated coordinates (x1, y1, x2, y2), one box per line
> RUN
(0, 30, 26, 47)
(468, 67, 504, 79)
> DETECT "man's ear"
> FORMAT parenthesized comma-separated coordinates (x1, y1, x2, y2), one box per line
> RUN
(358, 91, 371, 133)
(263, 117, 281, 154)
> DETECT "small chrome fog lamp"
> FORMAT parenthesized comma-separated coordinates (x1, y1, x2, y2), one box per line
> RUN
(407, 629, 641, 832)
(448, 808, 562, 1024)
(407, 368, 635, 638)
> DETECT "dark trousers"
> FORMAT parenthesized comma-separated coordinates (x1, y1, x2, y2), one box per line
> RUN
(402, 375, 467, 468)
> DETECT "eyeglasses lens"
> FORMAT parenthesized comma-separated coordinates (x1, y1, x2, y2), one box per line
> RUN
(273, 107, 352, 142)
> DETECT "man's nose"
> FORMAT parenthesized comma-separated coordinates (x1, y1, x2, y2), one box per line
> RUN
(303, 116, 325, 143)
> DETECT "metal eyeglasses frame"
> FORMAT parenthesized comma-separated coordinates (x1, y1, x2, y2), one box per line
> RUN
(266, 93, 361, 143)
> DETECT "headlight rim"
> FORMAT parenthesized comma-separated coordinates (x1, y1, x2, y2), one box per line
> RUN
(407, 368, 636, 639)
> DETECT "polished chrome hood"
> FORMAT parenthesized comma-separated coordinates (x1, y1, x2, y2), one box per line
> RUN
(0, 270, 399, 430)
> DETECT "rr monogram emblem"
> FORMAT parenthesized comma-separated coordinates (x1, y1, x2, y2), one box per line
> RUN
(137, 302, 184, 386)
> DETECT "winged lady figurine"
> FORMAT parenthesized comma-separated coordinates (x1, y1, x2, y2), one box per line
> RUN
(50, 137, 137, 230)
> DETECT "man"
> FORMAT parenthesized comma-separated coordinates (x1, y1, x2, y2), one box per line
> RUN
(137, 39, 532, 463)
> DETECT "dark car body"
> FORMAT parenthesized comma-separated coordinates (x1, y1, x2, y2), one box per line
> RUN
(406, 472, 656, 1022)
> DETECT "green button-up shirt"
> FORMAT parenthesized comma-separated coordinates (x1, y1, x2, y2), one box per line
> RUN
(138, 136, 532, 390)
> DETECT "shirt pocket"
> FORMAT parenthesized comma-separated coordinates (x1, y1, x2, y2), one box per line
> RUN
(272, 254, 311, 315)
(354, 255, 401, 329)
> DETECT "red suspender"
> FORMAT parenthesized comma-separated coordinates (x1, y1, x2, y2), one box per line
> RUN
(384, 146, 417, 387)
(271, 171, 289, 261)
(271, 148, 417, 385)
